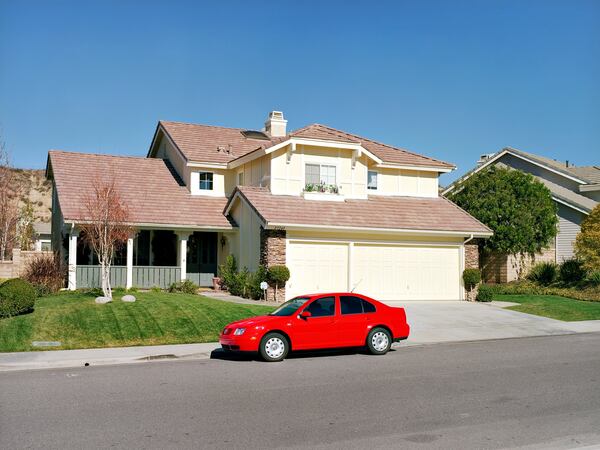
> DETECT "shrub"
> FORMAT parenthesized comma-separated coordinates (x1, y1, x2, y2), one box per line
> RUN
(150, 286, 162, 293)
(228, 268, 249, 297)
(476, 284, 494, 302)
(22, 252, 66, 295)
(527, 262, 558, 286)
(0, 278, 37, 317)
(246, 265, 268, 300)
(462, 268, 481, 291)
(575, 204, 600, 272)
(167, 279, 199, 294)
(267, 265, 291, 302)
(559, 258, 586, 284)
(218, 255, 238, 291)
(586, 271, 600, 287)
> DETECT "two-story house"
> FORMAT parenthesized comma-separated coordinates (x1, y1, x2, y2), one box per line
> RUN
(46, 112, 491, 302)
(443, 147, 599, 282)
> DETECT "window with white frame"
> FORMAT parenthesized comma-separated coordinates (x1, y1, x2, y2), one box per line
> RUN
(305, 163, 336, 186)
(367, 170, 378, 190)
(199, 172, 213, 190)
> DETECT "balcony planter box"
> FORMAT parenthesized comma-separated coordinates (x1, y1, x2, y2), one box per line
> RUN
(302, 191, 345, 202)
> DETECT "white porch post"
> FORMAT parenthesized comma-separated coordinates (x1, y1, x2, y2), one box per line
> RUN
(68, 228, 79, 291)
(126, 233, 135, 290)
(176, 232, 192, 281)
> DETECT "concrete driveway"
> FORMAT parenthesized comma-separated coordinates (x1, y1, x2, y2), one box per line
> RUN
(399, 301, 600, 346)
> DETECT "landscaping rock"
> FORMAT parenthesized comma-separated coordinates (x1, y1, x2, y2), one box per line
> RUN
(95, 296, 112, 304)
(121, 294, 136, 303)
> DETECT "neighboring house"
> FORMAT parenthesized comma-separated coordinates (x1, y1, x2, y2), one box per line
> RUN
(443, 147, 599, 282)
(46, 111, 491, 302)
(33, 222, 51, 252)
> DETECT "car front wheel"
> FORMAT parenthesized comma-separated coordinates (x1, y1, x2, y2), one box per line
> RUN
(259, 332, 289, 362)
(367, 327, 392, 355)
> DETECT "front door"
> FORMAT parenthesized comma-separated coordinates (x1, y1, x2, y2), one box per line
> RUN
(291, 296, 337, 350)
(187, 232, 218, 277)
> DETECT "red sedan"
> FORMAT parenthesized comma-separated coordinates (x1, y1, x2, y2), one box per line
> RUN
(219, 293, 410, 362)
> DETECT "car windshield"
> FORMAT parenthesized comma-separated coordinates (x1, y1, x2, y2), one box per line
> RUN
(269, 297, 310, 316)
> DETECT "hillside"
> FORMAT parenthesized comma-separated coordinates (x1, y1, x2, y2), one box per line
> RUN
(12, 168, 52, 223)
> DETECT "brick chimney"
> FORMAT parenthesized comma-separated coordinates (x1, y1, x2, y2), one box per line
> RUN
(264, 111, 287, 137)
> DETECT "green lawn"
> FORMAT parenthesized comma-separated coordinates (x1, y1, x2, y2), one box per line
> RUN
(495, 294, 600, 321)
(0, 291, 274, 352)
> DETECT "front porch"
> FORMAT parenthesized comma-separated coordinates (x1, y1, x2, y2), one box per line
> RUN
(66, 229, 233, 290)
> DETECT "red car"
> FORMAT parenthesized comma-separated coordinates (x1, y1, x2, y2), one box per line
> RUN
(219, 293, 410, 362)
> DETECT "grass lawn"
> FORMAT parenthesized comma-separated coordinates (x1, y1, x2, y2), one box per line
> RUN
(495, 294, 600, 322)
(0, 291, 275, 352)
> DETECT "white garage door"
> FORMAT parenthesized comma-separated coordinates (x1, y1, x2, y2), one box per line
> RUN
(286, 241, 348, 299)
(352, 244, 461, 302)
(286, 240, 461, 302)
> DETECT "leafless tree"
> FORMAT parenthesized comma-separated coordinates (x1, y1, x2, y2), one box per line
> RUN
(0, 140, 21, 261)
(79, 174, 132, 299)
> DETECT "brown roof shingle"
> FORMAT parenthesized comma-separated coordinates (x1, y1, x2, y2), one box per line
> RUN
(231, 186, 491, 235)
(48, 151, 233, 229)
(157, 121, 454, 170)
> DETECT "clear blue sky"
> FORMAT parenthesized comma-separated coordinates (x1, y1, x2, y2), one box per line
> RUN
(1, 0, 598, 184)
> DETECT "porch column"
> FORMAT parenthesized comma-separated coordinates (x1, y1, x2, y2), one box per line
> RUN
(68, 228, 79, 291)
(125, 233, 135, 290)
(176, 232, 192, 281)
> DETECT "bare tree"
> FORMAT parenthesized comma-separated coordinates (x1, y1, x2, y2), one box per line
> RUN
(79, 174, 132, 299)
(0, 140, 21, 261)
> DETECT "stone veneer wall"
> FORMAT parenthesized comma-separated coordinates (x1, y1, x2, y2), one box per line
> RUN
(464, 241, 480, 301)
(259, 228, 286, 302)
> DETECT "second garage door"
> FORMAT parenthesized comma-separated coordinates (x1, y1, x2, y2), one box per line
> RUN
(286, 240, 461, 302)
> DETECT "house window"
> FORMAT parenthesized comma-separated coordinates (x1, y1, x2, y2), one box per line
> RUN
(305, 164, 336, 186)
(199, 172, 213, 190)
(367, 171, 378, 190)
(238, 172, 244, 186)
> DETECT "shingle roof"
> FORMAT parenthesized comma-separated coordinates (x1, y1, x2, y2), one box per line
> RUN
(157, 121, 454, 170)
(230, 186, 491, 235)
(568, 166, 600, 184)
(505, 147, 597, 183)
(535, 176, 598, 213)
(47, 151, 233, 229)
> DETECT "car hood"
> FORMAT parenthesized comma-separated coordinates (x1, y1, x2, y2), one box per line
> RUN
(226, 315, 284, 329)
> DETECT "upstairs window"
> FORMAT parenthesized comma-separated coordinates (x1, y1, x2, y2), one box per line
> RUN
(305, 163, 336, 186)
(199, 172, 213, 190)
(367, 170, 378, 190)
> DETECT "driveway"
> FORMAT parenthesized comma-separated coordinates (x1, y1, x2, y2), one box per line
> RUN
(400, 301, 600, 346)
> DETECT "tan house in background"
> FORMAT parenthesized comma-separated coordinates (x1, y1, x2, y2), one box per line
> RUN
(443, 147, 599, 283)
(47, 111, 491, 302)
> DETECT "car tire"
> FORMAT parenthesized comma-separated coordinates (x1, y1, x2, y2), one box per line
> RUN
(367, 327, 392, 355)
(259, 332, 289, 362)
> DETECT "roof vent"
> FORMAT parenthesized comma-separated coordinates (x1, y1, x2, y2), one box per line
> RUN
(241, 130, 270, 140)
(264, 110, 287, 137)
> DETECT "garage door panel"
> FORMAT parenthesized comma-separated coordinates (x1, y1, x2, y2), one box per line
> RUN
(287, 242, 348, 299)
(353, 244, 460, 301)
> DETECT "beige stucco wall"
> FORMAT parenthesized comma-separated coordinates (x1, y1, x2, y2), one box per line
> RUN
(370, 166, 438, 198)
(236, 156, 271, 190)
(229, 201, 262, 272)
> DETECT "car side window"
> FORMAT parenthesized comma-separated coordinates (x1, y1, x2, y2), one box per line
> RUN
(362, 299, 376, 313)
(305, 296, 335, 317)
(340, 296, 364, 315)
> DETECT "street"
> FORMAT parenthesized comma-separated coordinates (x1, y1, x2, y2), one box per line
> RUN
(2, 333, 600, 449)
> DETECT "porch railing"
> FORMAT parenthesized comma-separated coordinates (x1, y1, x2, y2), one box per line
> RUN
(75, 266, 214, 289)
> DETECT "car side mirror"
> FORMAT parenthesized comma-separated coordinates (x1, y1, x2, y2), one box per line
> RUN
(299, 310, 312, 319)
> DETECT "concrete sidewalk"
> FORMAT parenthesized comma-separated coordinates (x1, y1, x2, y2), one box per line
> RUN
(0, 343, 220, 372)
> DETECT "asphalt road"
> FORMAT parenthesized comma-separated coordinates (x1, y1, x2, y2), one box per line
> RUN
(2, 333, 600, 450)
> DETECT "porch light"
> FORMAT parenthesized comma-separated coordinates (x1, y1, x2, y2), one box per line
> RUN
(220, 235, 227, 250)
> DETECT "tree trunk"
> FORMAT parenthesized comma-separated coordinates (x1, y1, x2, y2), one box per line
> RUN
(101, 261, 112, 299)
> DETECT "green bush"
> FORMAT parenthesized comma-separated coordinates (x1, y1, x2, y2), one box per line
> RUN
(0, 278, 37, 317)
(246, 265, 268, 300)
(462, 268, 481, 291)
(559, 258, 586, 284)
(150, 286, 162, 293)
(228, 268, 249, 297)
(476, 284, 494, 302)
(218, 255, 238, 291)
(586, 271, 600, 287)
(267, 265, 290, 302)
(168, 279, 199, 294)
(527, 262, 558, 285)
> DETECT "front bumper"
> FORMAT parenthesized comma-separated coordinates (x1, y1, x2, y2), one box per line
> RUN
(219, 332, 261, 352)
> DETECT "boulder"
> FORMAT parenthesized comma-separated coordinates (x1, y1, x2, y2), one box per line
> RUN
(121, 294, 136, 303)
(95, 296, 112, 304)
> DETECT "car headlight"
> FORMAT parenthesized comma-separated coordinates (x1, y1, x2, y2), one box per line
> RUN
(233, 328, 246, 336)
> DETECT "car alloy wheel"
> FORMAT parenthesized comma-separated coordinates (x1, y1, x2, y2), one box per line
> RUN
(259, 332, 289, 362)
(367, 327, 392, 355)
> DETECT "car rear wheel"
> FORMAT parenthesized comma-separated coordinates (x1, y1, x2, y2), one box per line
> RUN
(259, 332, 289, 362)
(367, 327, 392, 355)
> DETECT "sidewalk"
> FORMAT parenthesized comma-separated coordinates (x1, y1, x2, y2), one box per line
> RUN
(0, 342, 221, 372)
